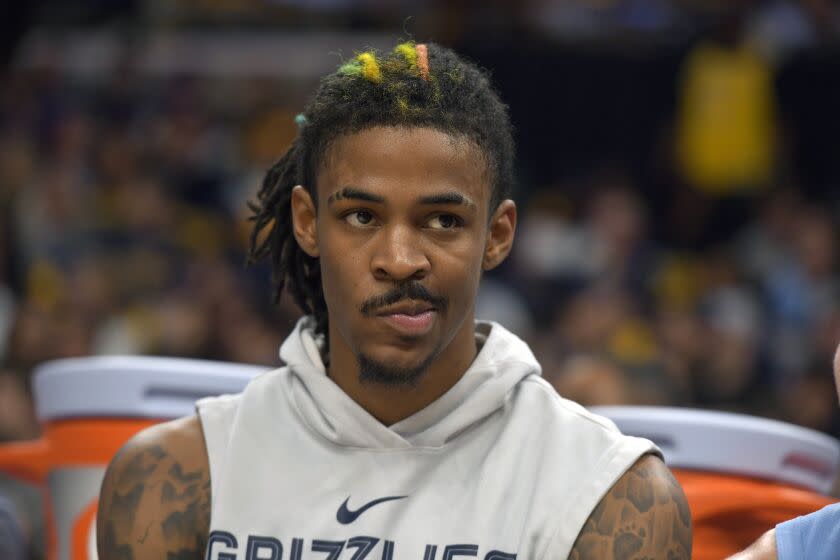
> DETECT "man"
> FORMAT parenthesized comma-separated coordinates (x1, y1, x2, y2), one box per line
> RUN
(729, 344, 840, 560)
(97, 42, 692, 559)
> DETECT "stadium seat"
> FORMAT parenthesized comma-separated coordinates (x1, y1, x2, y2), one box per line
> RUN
(591, 406, 840, 560)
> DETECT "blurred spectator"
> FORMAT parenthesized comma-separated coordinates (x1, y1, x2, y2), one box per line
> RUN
(734, 187, 803, 282)
(656, 306, 704, 400)
(764, 207, 839, 380)
(583, 177, 659, 301)
(0, 495, 26, 560)
(476, 277, 535, 341)
(527, 0, 682, 39)
(780, 360, 840, 434)
(694, 249, 762, 404)
(748, 0, 840, 62)
(510, 188, 581, 326)
(548, 354, 636, 406)
(0, 284, 14, 361)
(0, 370, 38, 443)
(0, 470, 44, 560)
(672, 3, 779, 244)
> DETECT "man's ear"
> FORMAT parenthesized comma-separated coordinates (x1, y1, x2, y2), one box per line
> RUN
(483, 199, 516, 271)
(291, 185, 319, 258)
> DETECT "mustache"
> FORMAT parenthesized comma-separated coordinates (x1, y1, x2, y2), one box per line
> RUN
(359, 281, 449, 316)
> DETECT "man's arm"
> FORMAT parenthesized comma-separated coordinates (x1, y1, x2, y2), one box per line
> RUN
(96, 415, 211, 560)
(568, 454, 692, 560)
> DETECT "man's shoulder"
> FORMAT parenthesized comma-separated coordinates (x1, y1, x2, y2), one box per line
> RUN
(512, 375, 624, 434)
(96, 415, 211, 560)
(109, 415, 208, 476)
(569, 454, 693, 560)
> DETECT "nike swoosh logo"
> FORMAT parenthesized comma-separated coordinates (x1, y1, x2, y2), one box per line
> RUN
(336, 495, 407, 524)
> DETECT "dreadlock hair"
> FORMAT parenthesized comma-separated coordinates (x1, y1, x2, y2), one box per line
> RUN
(248, 42, 515, 341)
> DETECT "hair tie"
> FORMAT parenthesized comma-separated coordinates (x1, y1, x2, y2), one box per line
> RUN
(394, 42, 418, 70)
(416, 44, 430, 81)
(357, 52, 382, 83)
(294, 113, 308, 129)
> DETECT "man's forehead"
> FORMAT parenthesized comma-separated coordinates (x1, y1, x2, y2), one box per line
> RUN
(316, 127, 492, 207)
(323, 125, 483, 157)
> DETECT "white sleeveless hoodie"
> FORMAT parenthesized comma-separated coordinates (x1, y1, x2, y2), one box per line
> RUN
(197, 318, 658, 560)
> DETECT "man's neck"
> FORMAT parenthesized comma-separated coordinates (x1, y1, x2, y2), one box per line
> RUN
(325, 322, 478, 426)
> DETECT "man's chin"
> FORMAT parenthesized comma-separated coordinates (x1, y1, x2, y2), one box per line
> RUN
(356, 351, 435, 387)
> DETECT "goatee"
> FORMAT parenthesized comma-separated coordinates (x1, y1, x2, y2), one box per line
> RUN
(357, 352, 436, 387)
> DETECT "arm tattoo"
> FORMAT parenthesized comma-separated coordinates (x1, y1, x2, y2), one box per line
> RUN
(98, 443, 211, 560)
(568, 457, 692, 560)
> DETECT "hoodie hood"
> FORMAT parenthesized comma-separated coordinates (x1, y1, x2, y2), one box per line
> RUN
(278, 316, 541, 449)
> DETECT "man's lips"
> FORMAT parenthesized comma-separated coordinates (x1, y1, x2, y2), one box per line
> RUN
(375, 301, 437, 336)
(375, 300, 436, 317)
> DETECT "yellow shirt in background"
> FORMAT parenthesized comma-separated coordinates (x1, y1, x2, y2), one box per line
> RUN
(676, 42, 778, 195)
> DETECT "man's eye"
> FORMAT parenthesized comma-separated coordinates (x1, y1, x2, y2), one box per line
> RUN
(345, 210, 376, 227)
(428, 214, 461, 230)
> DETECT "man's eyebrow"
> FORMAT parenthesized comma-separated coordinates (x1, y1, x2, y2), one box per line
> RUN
(327, 187, 385, 205)
(419, 191, 477, 208)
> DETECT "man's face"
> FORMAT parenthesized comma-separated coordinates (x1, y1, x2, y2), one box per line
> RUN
(293, 126, 514, 384)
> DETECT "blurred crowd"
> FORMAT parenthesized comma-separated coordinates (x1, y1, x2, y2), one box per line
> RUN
(0, 0, 839, 451)
(497, 177, 839, 434)
(0, 66, 308, 441)
(8, 0, 839, 46)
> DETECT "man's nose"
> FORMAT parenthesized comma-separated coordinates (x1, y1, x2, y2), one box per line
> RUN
(370, 224, 431, 281)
